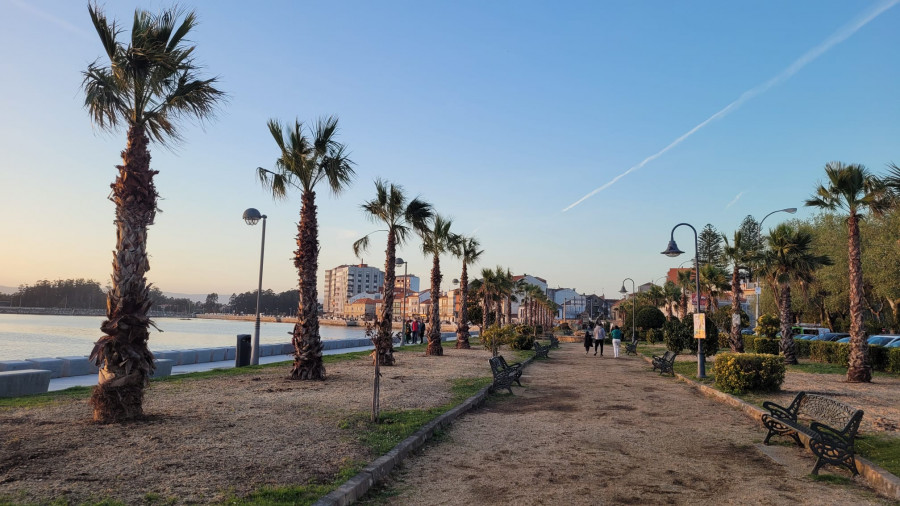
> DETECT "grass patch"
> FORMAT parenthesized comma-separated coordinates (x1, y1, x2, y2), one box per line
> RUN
(0, 385, 94, 408)
(809, 474, 852, 485)
(857, 433, 900, 477)
(672, 359, 715, 385)
(222, 460, 364, 506)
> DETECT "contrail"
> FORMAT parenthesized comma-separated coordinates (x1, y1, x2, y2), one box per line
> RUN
(562, 0, 899, 213)
(725, 191, 744, 209)
(8, 0, 92, 39)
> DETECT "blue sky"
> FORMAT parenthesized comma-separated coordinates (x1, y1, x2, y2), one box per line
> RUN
(1, 0, 898, 300)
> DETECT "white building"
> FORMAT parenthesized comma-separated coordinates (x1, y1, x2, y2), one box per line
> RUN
(550, 288, 585, 320)
(323, 264, 385, 316)
(511, 274, 548, 320)
(395, 274, 420, 293)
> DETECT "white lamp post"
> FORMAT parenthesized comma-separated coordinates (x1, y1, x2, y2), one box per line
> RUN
(619, 278, 635, 343)
(243, 208, 267, 366)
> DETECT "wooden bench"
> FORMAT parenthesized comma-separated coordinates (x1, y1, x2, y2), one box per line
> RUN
(496, 356, 523, 386)
(548, 335, 560, 349)
(533, 341, 550, 359)
(625, 340, 638, 356)
(651, 350, 677, 375)
(489, 356, 518, 394)
(762, 391, 864, 476)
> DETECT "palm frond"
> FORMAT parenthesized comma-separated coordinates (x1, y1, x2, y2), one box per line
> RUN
(82, 63, 127, 130)
(352, 235, 371, 258)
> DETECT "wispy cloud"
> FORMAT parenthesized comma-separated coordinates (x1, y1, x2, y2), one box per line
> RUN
(562, 0, 900, 213)
(9, 0, 92, 40)
(725, 192, 744, 209)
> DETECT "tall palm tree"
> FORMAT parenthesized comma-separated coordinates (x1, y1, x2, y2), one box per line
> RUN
(662, 281, 681, 320)
(258, 117, 354, 380)
(699, 264, 729, 314)
(722, 231, 754, 352)
(761, 223, 832, 365)
(419, 215, 457, 356)
(495, 267, 515, 326)
(449, 235, 483, 349)
(82, 4, 224, 422)
(676, 269, 694, 317)
(353, 180, 432, 364)
(806, 162, 893, 382)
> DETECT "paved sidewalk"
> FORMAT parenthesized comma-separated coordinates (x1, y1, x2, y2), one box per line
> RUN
(375, 343, 889, 505)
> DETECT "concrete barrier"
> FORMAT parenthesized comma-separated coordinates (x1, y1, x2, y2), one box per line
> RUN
(0, 369, 52, 398)
(177, 350, 197, 366)
(25, 358, 64, 379)
(153, 350, 180, 363)
(193, 348, 213, 363)
(210, 347, 227, 362)
(0, 360, 35, 372)
(57, 356, 95, 377)
(225, 347, 236, 361)
(281, 343, 294, 355)
(150, 359, 175, 379)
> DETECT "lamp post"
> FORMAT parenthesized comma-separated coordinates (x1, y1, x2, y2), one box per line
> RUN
(619, 278, 635, 343)
(661, 223, 705, 378)
(754, 208, 797, 327)
(243, 208, 267, 366)
(452, 279, 459, 323)
(396, 257, 408, 345)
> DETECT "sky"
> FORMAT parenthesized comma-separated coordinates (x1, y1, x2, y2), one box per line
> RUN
(1, 0, 898, 301)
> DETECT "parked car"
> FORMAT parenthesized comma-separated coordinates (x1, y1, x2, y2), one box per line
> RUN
(814, 332, 849, 342)
(886, 340, 900, 348)
(791, 325, 831, 337)
(836, 337, 850, 343)
(794, 334, 818, 340)
(867, 335, 900, 347)
(740, 329, 755, 336)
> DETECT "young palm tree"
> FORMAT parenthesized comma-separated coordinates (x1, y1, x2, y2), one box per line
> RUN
(762, 224, 832, 365)
(676, 269, 694, 317)
(418, 215, 457, 356)
(353, 180, 432, 364)
(662, 281, 681, 320)
(806, 162, 893, 382)
(82, 4, 224, 422)
(449, 235, 483, 349)
(699, 264, 729, 314)
(258, 117, 354, 380)
(722, 231, 754, 352)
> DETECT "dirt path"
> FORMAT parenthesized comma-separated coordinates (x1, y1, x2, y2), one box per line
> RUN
(372, 344, 892, 505)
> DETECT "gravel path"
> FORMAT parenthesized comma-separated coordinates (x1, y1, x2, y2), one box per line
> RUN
(372, 344, 892, 505)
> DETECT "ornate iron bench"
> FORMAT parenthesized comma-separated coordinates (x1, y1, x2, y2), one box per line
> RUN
(548, 335, 560, 349)
(651, 350, 677, 375)
(489, 356, 518, 394)
(496, 356, 523, 386)
(533, 341, 550, 359)
(625, 340, 638, 356)
(762, 391, 864, 476)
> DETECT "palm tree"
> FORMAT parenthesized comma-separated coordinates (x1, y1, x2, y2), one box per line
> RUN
(82, 4, 224, 422)
(676, 269, 694, 317)
(495, 267, 515, 326)
(353, 180, 432, 365)
(662, 281, 681, 320)
(699, 264, 729, 314)
(761, 223, 832, 365)
(419, 215, 457, 356)
(258, 117, 354, 380)
(806, 162, 893, 382)
(449, 235, 483, 349)
(722, 231, 754, 352)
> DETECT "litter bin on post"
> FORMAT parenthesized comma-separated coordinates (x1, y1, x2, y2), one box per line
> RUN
(236, 334, 251, 367)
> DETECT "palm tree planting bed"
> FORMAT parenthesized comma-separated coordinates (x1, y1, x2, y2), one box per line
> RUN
(0, 347, 494, 504)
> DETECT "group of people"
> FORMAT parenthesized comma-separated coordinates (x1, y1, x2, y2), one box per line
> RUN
(403, 318, 427, 344)
(584, 322, 624, 358)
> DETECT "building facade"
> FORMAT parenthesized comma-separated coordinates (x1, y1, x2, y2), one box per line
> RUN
(323, 264, 385, 317)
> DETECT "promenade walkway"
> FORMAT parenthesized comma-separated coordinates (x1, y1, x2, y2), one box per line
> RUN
(375, 343, 890, 505)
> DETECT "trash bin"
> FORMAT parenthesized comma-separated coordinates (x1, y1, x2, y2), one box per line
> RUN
(235, 334, 251, 367)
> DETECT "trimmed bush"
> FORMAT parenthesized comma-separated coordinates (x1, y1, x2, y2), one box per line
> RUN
(755, 313, 780, 339)
(713, 352, 786, 394)
(662, 319, 690, 354)
(869, 344, 890, 372)
(479, 325, 516, 351)
(889, 348, 900, 374)
(645, 328, 663, 344)
(635, 306, 666, 331)
(509, 332, 535, 351)
(794, 339, 811, 358)
(753, 338, 779, 355)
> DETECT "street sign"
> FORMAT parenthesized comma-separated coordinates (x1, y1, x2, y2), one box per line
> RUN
(693, 313, 706, 339)
(755, 286, 762, 295)
(732, 313, 742, 326)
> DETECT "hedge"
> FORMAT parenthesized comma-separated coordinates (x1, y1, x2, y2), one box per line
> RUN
(741, 335, 900, 373)
(713, 352, 786, 394)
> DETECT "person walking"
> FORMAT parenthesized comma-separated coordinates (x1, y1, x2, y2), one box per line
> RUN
(583, 326, 593, 355)
(610, 325, 623, 358)
(593, 322, 606, 356)
(404, 319, 412, 344)
(410, 319, 419, 344)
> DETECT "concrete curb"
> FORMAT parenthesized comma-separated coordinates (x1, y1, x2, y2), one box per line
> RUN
(313, 355, 535, 506)
(638, 354, 900, 501)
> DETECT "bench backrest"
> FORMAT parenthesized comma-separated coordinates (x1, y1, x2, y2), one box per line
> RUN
(663, 351, 676, 362)
(799, 393, 864, 435)
(489, 357, 504, 376)
(497, 356, 511, 369)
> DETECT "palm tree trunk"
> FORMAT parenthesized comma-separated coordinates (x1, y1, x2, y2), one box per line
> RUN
(290, 191, 325, 380)
(779, 284, 797, 365)
(91, 125, 157, 423)
(730, 267, 744, 352)
(376, 229, 397, 365)
(846, 213, 871, 382)
(456, 262, 470, 349)
(426, 254, 444, 356)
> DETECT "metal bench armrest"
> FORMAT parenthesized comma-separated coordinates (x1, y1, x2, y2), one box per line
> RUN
(762, 401, 797, 421)
(810, 421, 852, 447)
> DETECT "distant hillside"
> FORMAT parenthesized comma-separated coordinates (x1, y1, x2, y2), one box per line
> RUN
(0, 286, 16, 295)
(163, 292, 207, 303)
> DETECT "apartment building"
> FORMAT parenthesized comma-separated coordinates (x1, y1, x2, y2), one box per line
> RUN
(323, 264, 385, 316)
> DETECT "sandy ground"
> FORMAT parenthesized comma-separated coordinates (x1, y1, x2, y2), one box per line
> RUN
(370, 344, 897, 506)
(0, 345, 493, 505)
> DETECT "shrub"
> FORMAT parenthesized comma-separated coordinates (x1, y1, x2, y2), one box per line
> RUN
(754, 338, 780, 355)
(869, 344, 890, 371)
(534, 325, 544, 335)
(645, 328, 663, 344)
(680, 313, 719, 357)
(479, 325, 516, 351)
(889, 348, 900, 374)
(635, 307, 666, 331)
(713, 353, 786, 394)
(794, 339, 810, 358)
(662, 319, 690, 353)
(755, 313, 780, 339)
(515, 324, 534, 337)
(509, 332, 535, 351)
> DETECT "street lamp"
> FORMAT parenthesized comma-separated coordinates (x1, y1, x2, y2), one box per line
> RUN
(661, 223, 705, 378)
(619, 278, 635, 343)
(452, 279, 459, 323)
(396, 257, 408, 345)
(243, 208, 267, 366)
(754, 208, 797, 327)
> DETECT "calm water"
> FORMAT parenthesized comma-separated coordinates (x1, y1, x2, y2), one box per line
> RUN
(0, 314, 371, 361)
